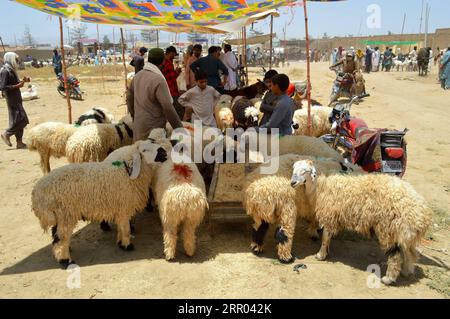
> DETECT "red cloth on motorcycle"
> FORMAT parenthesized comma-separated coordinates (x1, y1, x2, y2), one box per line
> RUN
(351, 128, 382, 169)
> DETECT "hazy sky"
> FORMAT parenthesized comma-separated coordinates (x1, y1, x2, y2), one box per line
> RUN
(0, 0, 449, 46)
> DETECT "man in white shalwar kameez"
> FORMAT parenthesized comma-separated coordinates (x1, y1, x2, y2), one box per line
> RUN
(220, 44, 238, 91)
(372, 47, 381, 72)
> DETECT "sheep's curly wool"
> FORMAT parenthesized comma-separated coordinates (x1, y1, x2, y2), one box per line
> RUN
(305, 173, 432, 285)
(215, 95, 234, 132)
(66, 123, 133, 163)
(27, 122, 78, 174)
(244, 154, 361, 262)
(246, 134, 343, 162)
(292, 106, 332, 137)
(32, 140, 163, 266)
(152, 159, 208, 261)
(27, 108, 116, 174)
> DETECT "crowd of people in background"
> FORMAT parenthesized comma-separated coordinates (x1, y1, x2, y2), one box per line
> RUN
(1, 40, 448, 151)
(327, 44, 449, 90)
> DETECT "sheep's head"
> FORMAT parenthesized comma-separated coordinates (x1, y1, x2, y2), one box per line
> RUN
(244, 106, 260, 127)
(127, 139, 168, 180)
(139, 139, 168, 164)
(291, 160, 317, 188)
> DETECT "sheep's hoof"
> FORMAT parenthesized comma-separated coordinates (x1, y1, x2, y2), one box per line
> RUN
(100, 221, 112, 232)
(251, 243, 264, 256)
(165, 256, 176, 262)
(315, 253, 327, 261)
(381, 276, 396, 286)
(278, 256, 295, 264)
(59, 259, 75, 269)
(118, 242, 134, 251)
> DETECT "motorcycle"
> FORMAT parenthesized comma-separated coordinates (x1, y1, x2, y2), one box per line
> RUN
(322, 94, 408, 177)
(329, 69, 354, 106)
(57, 73, 83, 100)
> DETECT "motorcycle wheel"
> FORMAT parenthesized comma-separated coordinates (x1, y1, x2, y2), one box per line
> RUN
(57, 87, 67, 98)
(71, 91, 83, 101)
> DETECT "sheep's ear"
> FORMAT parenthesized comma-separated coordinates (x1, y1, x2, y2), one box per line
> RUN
(129, 152, 142, 180)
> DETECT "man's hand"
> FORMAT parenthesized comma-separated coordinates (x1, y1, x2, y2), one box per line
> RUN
(23, 76, 31, 83)
(175, 67, 182, 75)
(16, 81, 25, 89)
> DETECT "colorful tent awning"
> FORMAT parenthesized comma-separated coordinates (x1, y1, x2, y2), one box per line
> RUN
(13, 0, 299, 32)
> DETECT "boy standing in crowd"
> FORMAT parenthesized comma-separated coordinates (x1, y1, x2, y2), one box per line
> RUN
(178, 70, 221, 128)
(259, 74, 295, 136)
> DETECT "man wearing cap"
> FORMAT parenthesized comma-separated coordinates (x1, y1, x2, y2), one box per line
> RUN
(330, 52, 358, 74)
(130, 47, 147, 74)
(162, 46, 183, 119)
(126, 48, 182, 142)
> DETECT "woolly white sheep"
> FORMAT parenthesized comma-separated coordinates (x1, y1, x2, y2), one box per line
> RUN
(242, 134, 343, 163)
(27, 108, 116, 174)
(214, 95, 234, 132)
(66, 120, 134, 164)
(290, 160, 432, 285)
(244, 154, 360, 263)
(119, 128, 208, 261)
(152, 156, 208, 261)
(74, 107, 114, 126)
(292, 106, 331, 137)
(31, 139, 168, 267)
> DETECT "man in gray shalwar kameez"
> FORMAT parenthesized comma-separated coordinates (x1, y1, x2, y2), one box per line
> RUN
(0, 52, 29, 149)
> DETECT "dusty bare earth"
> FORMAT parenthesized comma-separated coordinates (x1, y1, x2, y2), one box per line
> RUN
(0, 62, 448, 298)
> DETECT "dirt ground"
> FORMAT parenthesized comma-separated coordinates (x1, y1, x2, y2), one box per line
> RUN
(0, 62, 448, 298)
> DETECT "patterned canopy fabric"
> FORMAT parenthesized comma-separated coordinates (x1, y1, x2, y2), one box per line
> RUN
(13, 0, 300, 32)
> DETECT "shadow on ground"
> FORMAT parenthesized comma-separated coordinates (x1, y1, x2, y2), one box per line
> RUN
(1, 212, 446, 289)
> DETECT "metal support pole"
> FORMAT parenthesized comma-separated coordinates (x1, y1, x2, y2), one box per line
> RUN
(59, 17, 72, 124)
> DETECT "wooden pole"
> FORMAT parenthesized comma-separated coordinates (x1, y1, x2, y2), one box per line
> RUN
(303, 1, 312, 136)
(120, 28, 127, 90)
(243, 26, 248, 86)
(112, 27, 116, 63)
(269, 14, 274, 70)
(156, 30, 160, 48)
(0, 36, 6, 54)
(401, 13, 406, 35)
(96, 24, 106, 91)
(59, 17, 72, 124)
(424, 4, 430, 48)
